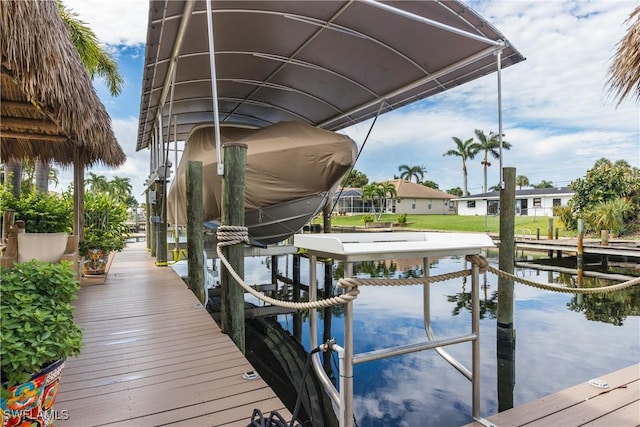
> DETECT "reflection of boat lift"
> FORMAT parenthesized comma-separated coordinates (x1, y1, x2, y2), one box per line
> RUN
(295, 232, 496, 427)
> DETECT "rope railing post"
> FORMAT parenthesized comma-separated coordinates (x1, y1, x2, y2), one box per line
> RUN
(220, 142, 247, 354)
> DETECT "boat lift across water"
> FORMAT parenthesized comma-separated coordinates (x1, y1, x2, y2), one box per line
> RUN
(294, 232, 496, 427)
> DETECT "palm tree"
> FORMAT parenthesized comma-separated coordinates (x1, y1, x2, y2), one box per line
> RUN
(378, 181, 397, 216)
(31, 1, 125, 194)
(397, 164, 426, 183)
(607, 6, 640, 105)
(443, 136, 479, 196)
(108, 176, 133, 203)
(473, 129, 511, 193)
(533, 180, 554, 189)
(515, 175, 530, 189)
(4, 160, 22, 197)
(57, 0, 124, 96)
(85, 172, 110, 193)
(361, 183, 381, 217)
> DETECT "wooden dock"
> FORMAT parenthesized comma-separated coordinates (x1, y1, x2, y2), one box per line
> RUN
(465, 363, 639, 427)
(55, 241, 290, 426)
(515, 238, 640, 259)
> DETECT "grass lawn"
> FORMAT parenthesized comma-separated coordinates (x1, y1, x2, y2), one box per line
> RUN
(314, 214, 576, 237)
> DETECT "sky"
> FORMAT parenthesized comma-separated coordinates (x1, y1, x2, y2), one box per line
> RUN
(60, 0, 640, 201)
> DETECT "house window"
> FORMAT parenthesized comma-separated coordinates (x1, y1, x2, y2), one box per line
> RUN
(467, 200, 476, 208)
(444, 200, 448, 206)
(553, 198, 561, 207)
(533, 198, 542, 207)
(428, 199, 432, 210)
(412, 199, 416, 209)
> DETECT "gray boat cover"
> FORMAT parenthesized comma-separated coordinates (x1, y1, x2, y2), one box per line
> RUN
(168, 121, 357, 225)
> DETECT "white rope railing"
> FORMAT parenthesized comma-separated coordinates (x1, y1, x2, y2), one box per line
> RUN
(215, 226, 640, 310)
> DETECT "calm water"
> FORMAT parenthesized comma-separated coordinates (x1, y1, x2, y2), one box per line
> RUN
(234, 252, 640, 427)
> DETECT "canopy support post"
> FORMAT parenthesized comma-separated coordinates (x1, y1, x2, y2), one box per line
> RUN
(206, 0, 224, 175)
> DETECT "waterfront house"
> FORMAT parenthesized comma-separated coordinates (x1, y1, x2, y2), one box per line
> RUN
(333, 180, 457, 215)
(456, 187, 574, 217)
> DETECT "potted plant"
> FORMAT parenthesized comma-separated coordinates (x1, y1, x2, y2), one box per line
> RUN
(1, 260, 82, 426)
(79, 193, 129, 275)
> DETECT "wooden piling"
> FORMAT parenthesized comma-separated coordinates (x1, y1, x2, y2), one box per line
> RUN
(155, 178, 168, 266)
(186, 161, 205, 303)
(577, 219, 584, 287)
(498, 167, 516, 341)
(601, 230, 609, 246)
(547, 218, 553, 240)
(293, 254, 302, 342)
(536, 228, 540, 240)
(145, 190, 151, 251)
(322, 201, 333, 370)
(220, 143, 247, 354)
(150, 183, 157, 257)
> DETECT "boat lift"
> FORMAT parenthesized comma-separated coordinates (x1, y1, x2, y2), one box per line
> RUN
(294, 232, 496, 427)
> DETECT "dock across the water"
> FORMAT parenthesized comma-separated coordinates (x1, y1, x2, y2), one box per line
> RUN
(464, 363, 639, 427)
(55, 241, 289, 426)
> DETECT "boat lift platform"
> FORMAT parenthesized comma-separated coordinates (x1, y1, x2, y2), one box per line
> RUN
(294, 232, 496, 427)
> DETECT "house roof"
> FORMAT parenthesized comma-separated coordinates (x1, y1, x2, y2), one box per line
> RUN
(0, 1, 125, 167)
(334, 181, 456, 200)
(391, 179, 457, 200)
(456, 186, 574, 200)
(137, 0, 524, 151)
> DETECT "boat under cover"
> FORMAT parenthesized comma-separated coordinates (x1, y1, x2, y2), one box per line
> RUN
(168, 121, 357, 244)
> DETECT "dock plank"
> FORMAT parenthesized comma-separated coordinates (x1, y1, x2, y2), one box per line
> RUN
(55, 242, 291, 426)
(464, 364, 640, 427)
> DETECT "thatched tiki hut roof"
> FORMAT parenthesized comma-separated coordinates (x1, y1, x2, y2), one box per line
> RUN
(0, 0, 125, 166)
(608, 6, 640, 106)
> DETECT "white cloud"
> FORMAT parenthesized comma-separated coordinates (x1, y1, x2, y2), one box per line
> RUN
(63, 0, 148, 46)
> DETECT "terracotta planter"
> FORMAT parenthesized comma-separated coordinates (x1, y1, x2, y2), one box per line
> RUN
(1, 359, 67, 426)
(83, 248, 109, 275)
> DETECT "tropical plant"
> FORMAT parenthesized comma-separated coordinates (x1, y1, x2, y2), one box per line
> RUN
(361, 183, 382, 217)
(584, 197, 634, 236)
(1, 260, 83, 390)
(378, 181, 397, 217)
(398, 164, 426, 183)
(533, 180, 554, 189)
(108, 176, 133, 203)
(56, 0, 123, 96)
(396, 213, 408, 226)
(569, 158, 639, 221)
(422, 180, 439, 189)
(515, 175, 530, 189)
(340, 169, 369, 188)
(446, 187, 463, 197)
(607, 5, 640, 105)
(79, 192, 129, 256)
(473, 129, 511, 193)
(362, 214, 374, 225)
(0, 187, 72, 233)
(554, 205, 577, 231)
(488, 183, 502, 192)
(85, 172, 110, 194)
(443, 136, 478, 196)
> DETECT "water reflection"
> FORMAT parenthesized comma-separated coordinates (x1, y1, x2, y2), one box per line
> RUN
(226, 254, 639, 426)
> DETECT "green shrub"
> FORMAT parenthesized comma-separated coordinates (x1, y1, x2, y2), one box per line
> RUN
(362, 214, 374, 224)
(0, 188, 72, 233)
(397, 213, 408, 226)
(79, 192, 129, 255)
(584, 198, 634, 237)
(1, 261, 82, 389)
(554, 205, 576, 231)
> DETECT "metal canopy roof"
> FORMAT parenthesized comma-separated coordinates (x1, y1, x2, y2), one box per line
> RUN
(137, 0, 524, 151)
